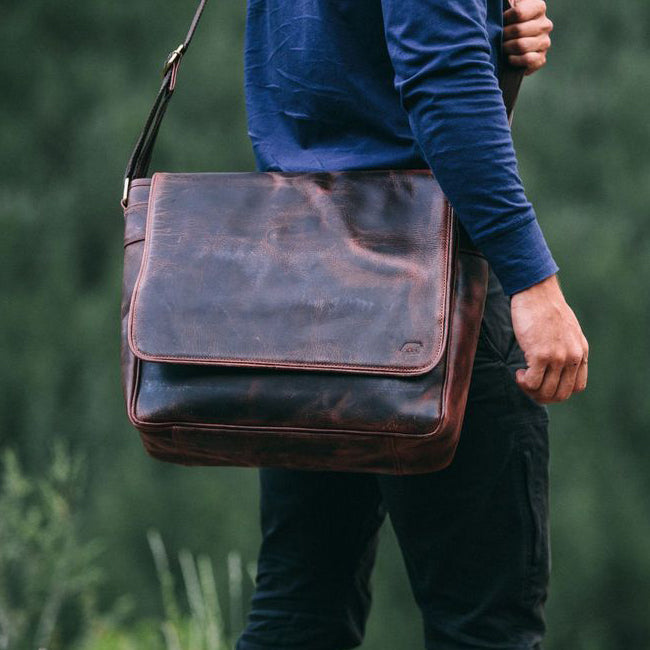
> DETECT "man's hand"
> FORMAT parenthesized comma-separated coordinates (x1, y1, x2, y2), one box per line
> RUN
(511, 275, 589, 404)
(503, 0, 553, 75)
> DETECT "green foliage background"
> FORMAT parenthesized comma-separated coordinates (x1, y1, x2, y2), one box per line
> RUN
(1, 1, 649, 648)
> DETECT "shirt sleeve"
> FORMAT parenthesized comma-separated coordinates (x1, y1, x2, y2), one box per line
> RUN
(379, 0, 558, 295)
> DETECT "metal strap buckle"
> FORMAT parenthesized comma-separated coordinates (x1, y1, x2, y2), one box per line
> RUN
(121, 177, 130, 209)
(162, 44, 185, 77)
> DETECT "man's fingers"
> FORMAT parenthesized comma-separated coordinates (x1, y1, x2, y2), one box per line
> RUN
(573, 358, 588, 394)
(502, 0, 552, 75)
(502, 34, 551, 56)
(504, 0, 546, 26)
(533, 362, 564, 403)
(503, 16, 553, 41)
(516, 358, 547, 393)
(517, 352, 588, 404)
(507, 51, 547, 74)
(551, 358, 581, 402)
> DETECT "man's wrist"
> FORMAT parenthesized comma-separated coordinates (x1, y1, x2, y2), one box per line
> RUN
(511, 273, 560, 300)
(474, 216, 558, 296)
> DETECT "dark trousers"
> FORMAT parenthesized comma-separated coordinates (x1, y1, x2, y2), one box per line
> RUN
(236, 271, 550, 650)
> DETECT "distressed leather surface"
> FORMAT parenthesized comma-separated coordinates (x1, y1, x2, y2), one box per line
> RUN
(120, 171, 489, 474)
(129, 171, 452, 375)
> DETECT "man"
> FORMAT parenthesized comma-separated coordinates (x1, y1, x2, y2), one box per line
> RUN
(237, 1, 588, 648)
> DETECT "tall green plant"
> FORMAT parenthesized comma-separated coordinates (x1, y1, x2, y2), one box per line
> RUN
(147, 530, 238, 650)
(0, 446, 102, 650)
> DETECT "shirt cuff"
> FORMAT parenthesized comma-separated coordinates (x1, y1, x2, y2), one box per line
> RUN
(474, 217, 559, 296)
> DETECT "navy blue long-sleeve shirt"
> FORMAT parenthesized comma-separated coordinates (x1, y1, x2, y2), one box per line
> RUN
(244, 0, 558, 295)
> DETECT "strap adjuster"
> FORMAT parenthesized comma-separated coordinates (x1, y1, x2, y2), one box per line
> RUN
(162, 44, 185, 77)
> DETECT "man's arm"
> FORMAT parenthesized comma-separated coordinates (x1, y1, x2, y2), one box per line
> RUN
(380, 0, 588, 402)
(379, 0, 557, 296)
(504, 1, 588, 403)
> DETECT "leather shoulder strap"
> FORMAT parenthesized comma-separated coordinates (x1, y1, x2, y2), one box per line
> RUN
(122, 0, 525, 206)
(122, 0, 208, 205)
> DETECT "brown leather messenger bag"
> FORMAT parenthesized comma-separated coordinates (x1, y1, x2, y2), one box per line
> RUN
(120, 0, 525, 474)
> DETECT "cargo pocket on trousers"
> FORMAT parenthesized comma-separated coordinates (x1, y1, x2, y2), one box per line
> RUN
(518, 430, 551, 608)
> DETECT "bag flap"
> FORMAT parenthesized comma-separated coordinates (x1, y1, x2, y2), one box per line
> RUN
(128, 171, 454, 376)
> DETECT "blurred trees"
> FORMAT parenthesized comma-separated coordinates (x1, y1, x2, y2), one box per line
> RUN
(1, 1, 649, 648)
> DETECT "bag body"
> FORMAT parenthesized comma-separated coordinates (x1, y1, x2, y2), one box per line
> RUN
(121, 171, 488, 474)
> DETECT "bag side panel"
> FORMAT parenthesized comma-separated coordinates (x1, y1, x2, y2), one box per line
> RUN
(121, 181, 150, 413)
(391, 248, 489, 473)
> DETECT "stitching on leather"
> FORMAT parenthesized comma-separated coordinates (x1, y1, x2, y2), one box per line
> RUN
(127, 353, 141, 425)
(130, 172, 452, 376)
(431, 200, 453, 366)
(131, 411, 445, 440)
(433, 242, 458, 453)
(128, 352, 438, 376)
(431, 243, 487, 460)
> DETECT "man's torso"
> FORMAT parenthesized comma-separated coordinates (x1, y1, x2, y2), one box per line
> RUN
(245, 0, 504, 172)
